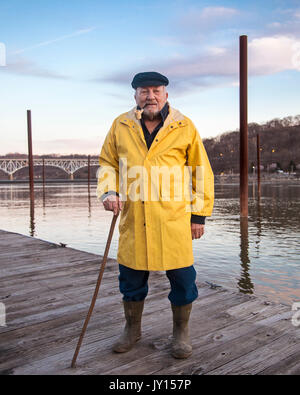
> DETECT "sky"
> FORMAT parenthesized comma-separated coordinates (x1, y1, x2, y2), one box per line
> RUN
(0, 0, 300, 155)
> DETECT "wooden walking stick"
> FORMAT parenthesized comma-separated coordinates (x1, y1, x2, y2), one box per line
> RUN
(71, 213, 119, 368)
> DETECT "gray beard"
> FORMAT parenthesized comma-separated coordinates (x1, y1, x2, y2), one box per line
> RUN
(142, 111, 161, 122)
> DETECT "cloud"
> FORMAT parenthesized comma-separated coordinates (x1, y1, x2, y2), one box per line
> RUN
(264, 7, 300, 37)
(1, 27, 97, 80)
(0, 56, 69, 79)
(148, 36, 180, 48)
(11, 27, 96, 55)
(205, 46, 227, 55)
(94, 35, 300, 95)
(199, 6, 239, 19)
(249, 35, 300, 74)
(92, 47, 236, 95)
(182, 6, 238, 24)
(179, 6, 239, 31)
(149, 7, 241, 49)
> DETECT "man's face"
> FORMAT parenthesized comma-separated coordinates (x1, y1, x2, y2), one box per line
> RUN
(135, 86, 168, 120)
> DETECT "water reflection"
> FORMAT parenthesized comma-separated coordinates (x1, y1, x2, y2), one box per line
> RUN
(43, 180, 46, 207)
(29, 196, 35, 237)
(88, 184, 92, 217)
(1, 181, 299, 304)
(254, 198, 262, 255)
(42, 187, 46, 218)
(238, 217, 254, 294)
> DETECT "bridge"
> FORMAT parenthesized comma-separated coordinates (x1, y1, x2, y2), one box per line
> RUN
(0, 158, 99, 180)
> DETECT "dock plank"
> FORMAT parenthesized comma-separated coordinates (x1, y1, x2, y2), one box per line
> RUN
(0, 229, 299, 375)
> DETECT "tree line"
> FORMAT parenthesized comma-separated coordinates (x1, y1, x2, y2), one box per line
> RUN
(202, 115, 300, 174)
(1, 114, 300, 177)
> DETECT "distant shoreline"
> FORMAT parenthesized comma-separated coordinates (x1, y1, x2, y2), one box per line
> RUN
(214, 174, 300, 183)
(0, 174, 299, 185)
(0, 179, 98, 184)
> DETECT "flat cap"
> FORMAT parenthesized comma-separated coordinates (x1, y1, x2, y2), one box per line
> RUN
(131, 71, 169, 89)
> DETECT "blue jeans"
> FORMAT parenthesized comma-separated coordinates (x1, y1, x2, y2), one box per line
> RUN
(118, 264, 198, 306)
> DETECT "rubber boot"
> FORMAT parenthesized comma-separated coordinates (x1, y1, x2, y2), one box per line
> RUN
(171, 303, 193, 359)
(113, 300, 144, 353)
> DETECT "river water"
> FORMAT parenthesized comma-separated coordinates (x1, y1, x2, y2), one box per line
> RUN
(0, 181, 299, 305)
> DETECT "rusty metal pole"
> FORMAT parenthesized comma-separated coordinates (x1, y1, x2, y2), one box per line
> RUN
(257, 134, 261, 198)
(240, 35, 248, 217)
(27, 110, 34, 204)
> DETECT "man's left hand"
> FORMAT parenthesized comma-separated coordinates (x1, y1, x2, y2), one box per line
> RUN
(191, 223, 205, 240)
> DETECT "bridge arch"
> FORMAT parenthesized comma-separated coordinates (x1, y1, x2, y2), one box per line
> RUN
(0, 158, 99, 180)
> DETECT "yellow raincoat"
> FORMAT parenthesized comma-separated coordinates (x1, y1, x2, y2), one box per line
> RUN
(97, 105, 214, 271)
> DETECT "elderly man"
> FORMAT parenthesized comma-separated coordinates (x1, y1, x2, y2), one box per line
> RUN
(97, 72, 214, 359)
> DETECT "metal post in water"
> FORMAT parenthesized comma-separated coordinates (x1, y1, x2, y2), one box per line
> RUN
(240, 35, 248, 217)
(27, 110, 34, 204)
(257, 134, 261, 198)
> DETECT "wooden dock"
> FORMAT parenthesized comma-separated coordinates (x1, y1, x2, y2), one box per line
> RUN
(0, 229, 299, 375)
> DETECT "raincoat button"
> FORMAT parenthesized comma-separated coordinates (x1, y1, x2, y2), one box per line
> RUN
(155, 139, 158, 142)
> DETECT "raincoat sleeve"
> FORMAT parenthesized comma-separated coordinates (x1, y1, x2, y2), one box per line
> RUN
(186, 122, 214, 217)
(97, 120, 120, 200)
